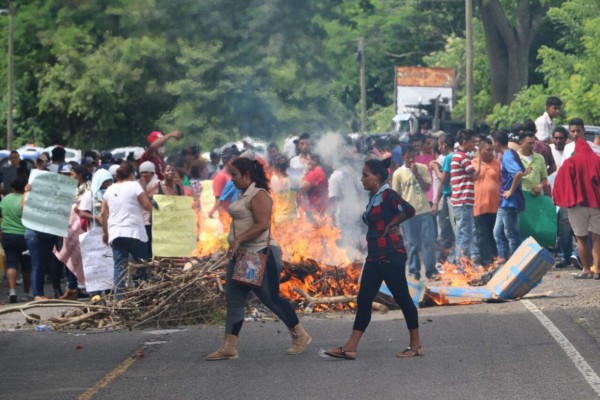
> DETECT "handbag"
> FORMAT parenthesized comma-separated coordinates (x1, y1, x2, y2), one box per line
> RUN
(231, 221, 271, 288)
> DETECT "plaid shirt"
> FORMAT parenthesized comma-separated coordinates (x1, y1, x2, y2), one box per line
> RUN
(362, 185, 415, 261)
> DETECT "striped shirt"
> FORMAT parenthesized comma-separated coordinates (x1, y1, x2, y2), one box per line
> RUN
(450, 149, 475, 206)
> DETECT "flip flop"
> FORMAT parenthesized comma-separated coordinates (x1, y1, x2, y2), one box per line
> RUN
(574, 272, 593, 279)
(324, 346, 356, 360)
(396, 346, 425, 358)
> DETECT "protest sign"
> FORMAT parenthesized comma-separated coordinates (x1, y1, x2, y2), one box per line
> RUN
(54, 205, 85, 284)
(152, 195, 197, 257)
(22, 170, 77, 237)
(80, 227, 114, 292)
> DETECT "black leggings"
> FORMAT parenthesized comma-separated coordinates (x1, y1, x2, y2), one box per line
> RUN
(226, 247, 299, 336)
(353, 252, 419, 331)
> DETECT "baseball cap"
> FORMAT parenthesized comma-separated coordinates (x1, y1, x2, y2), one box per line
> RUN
(108, 164, 120, 177)
(147, 131, 164, 145)
(59, 163, 72, 174)
(139, 161, 156, 173)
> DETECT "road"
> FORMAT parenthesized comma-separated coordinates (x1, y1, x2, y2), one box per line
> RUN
(1, 296, 599, 400)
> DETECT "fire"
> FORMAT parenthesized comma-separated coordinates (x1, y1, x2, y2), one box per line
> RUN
(437, 256, 486, 287)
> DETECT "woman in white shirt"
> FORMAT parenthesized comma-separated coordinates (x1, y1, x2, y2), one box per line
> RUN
(101, 163, 152, 297)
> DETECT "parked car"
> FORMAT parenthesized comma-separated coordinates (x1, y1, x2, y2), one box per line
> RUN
(110, 146, 145, 161)
(16, 144, 44, 161)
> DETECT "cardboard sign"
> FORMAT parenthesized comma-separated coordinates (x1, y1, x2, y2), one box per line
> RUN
(22, 170, 77, 237)
(152, 195, 197, 257)
(486, 237, 554, 300)
(80, 227, 114, 292)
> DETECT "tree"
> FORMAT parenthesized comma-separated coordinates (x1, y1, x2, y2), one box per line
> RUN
(476, 0, 552, 106)
(486, 0, 600, 129)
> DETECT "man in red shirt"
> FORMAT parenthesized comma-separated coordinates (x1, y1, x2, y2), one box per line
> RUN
(208, 147, 240, 218)
(299, 153, 328, 215)
(139, 130, 182, 180)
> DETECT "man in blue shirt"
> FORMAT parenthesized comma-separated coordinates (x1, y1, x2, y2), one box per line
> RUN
(432, 133, 455, 264)
(492, 130, 526, 262)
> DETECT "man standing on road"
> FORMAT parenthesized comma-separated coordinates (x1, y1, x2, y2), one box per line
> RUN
(432, 133, 455, 264)
(535, 96, 562, 143)
(492, 131, 526, 263)
(449, 129, 480, 262)
(392, 145, 437, 280)
(139, 130, 182, 180)
(472, 139, 501, 267)
(553, 137, 600, 279)
(550, 127, 580, 269)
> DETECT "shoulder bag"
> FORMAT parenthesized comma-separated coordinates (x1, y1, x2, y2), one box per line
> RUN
(231, 221, 271, 288)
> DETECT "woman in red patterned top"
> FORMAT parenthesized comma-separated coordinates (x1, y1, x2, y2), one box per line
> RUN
(325, 158, 424, 360)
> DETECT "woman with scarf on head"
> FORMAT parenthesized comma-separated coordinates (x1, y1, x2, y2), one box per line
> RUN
(324, 158, 423, 360)
(75, 169, 114, 297)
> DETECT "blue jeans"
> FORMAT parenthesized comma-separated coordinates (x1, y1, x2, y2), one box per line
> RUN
(436, 196, 455, 262)
(452, 205, 475, 262)
(557, 207, 575, 260)
(402, 212, 437, 279)
(494, 207, 521, 260)
(111, 237, 148, 297)
(24, 229, 58, 297)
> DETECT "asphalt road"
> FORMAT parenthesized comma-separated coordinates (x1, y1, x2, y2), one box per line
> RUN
(1, 299, 600, 400)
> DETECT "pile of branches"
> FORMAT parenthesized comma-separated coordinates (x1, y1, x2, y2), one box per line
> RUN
(2, 254, 229, 331)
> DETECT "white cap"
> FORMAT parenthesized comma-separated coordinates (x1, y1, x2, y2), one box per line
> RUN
(108, 164, 120, 177)
(139, 161, 156, 173)
(242, 136, 253, 146)
(59, 163, 72, 174)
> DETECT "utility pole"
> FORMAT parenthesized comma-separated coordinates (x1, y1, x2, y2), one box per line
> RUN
(7, 0, 13, 150)
(358, 37, 367, 134)
(465, 0, 474, 130)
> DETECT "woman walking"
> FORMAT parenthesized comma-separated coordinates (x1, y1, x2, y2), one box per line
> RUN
(206, 157, 311, 361)
(324, 158, 423, 360)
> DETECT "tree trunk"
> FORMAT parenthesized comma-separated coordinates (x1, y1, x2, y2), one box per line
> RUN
(476, 0, 549, 106)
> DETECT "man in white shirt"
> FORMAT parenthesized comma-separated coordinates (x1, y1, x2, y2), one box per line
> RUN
(535, 96, 562, 142)
(549, 126, 568, 170)
(563, 118, 600, 158)
(287, 133, 311, 189)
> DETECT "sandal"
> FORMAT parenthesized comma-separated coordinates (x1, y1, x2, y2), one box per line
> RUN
(574, 272, 593, 279)
(324, 346, 356, 360)
(396, 346, 425, 358)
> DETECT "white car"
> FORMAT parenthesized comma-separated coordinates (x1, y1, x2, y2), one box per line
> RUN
(43, 146, 82, 163)
(110, 146, 145, 161)
(16, 144, 45, 160)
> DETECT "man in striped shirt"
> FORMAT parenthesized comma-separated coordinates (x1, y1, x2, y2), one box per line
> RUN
(450, 129, 481, 262)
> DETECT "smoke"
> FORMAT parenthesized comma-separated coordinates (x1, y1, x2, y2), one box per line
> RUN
(314, 132, 368, 260)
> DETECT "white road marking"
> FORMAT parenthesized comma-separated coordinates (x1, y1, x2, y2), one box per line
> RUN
(522, 300, 600, 396)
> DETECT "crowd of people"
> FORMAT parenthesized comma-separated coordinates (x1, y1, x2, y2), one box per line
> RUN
(0, 96, 598, 312)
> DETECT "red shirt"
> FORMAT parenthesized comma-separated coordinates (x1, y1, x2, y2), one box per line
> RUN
(450, 150, 475, 206)
(212, 169, 231, 198)
(303, 166, 328, 213)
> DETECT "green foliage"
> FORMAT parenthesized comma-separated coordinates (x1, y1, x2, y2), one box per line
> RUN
(486, 0, 600, 128)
